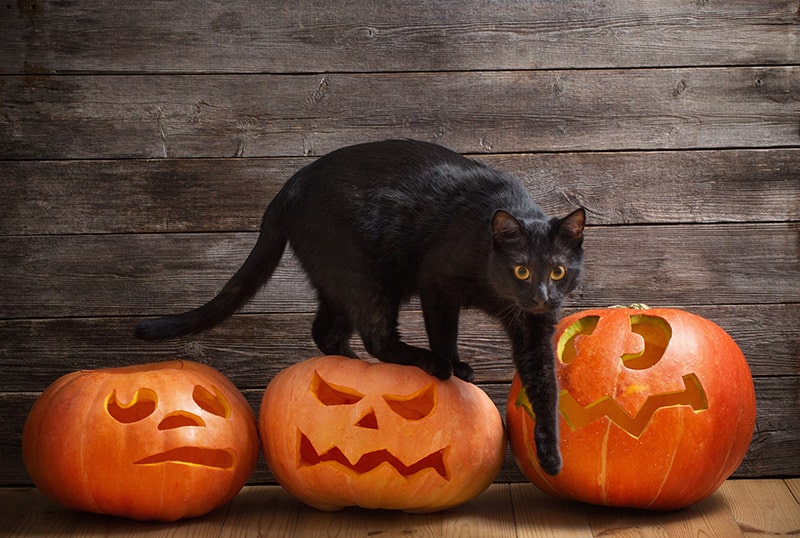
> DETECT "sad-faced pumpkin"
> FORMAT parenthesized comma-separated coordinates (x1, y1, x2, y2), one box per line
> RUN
(259, 356, 506, 512)
(507, 306, 756, 510)
(22, 361, 259, 521)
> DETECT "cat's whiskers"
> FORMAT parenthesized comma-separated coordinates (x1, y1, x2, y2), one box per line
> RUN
(489, 301, 526, 331)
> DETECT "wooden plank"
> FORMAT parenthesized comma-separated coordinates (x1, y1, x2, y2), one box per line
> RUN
(440, 483, 517, 537)
(0, 487, 232, 537)
(717, 479, 800, 536)
(277, 483, 514, 537)
(588, 489, 743, 537)
(293, 503, 444, 537)
(0, 482, 796, 537)
(509, 483, 593, 537)
(2, 223, 797, 319)
(3, 149, 798, 235)
(738, 377, 800, 478)
(786, 479, 800, 503)
(2, 0, 796, 74)
(1, 304, 796, 391)
(0, 158, 306, 235)
(2, 67, 798, 159)
(706, 427, 800, 479)
(220, 485, 302, 537)
(0, 488, 83, 537)
(72, 504, 231, 537)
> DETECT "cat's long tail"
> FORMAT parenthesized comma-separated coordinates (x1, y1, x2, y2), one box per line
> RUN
(134, 210, 287, 341)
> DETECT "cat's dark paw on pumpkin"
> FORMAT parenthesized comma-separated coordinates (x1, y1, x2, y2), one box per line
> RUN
(427, 361, 453, 380)
(537, 443, 563, 476)
(534, 421, 562, 475)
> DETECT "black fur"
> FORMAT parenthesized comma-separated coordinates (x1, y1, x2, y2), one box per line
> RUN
(136, 139, 585, 475)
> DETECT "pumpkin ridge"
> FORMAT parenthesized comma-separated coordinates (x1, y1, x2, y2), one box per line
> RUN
(644, 410, 684, 509)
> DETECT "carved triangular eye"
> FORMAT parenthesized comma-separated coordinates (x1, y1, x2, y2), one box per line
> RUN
(310, 371, 364, 406)
(384, 383, 437, 420)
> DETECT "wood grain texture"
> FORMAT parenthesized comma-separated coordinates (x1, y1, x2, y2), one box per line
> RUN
(718, 479, 800, 536)
(2, 0, 797, 74)
(2, 223, 796, 319)
(3, 481, 795, 537)
(2, 67, 798, 159)
(2, 304, 797, 390)
(786, 479, 800, 502)
(3, 149, 798, 235)
(587, 492, 744, 537)
(0, 0, 797, 489)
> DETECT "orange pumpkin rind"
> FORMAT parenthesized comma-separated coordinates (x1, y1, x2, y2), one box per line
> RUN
(22, 361, 259, 521)
(507, 306, 756, 510)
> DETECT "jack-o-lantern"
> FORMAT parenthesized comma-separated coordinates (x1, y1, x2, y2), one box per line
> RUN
(22, 361, 259, 521)
(507, 306, 756, 510)
(259, 356, 505, 512)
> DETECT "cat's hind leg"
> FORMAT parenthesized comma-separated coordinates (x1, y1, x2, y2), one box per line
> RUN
(312, 296, 357, 358)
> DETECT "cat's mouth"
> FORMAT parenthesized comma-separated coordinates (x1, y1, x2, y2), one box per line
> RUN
(525, 305, 550, 314)
(522, 303, 557, 315)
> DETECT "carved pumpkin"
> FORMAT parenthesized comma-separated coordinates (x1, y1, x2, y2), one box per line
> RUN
(22, 361, 259, 521)
(259, 356, 505, 512)
(507, 306, 756, 510)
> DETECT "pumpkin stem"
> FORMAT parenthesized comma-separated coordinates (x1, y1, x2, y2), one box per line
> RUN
(608, 303, 650, 310)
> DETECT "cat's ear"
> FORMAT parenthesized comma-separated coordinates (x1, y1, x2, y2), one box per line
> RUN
(492, 210, 525, 245)
(558, 207, 586, 245)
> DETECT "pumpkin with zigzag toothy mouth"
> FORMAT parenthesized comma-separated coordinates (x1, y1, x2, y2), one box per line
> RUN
(507, 306, 756, 511)
(259, 356, 506, 512)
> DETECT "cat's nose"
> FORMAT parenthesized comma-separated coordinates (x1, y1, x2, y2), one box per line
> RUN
(533, 284, 549, 306)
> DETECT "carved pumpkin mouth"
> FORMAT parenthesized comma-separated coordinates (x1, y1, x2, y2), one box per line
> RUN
(134, 447, 234, 469)
(298, 432, 449, 480)
(558, 374, 709, 438)
(516, 374, 709, 440)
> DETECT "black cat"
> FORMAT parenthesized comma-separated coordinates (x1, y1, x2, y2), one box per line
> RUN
(136, 139, 585, 475)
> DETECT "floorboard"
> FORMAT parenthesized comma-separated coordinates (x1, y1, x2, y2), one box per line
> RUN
(718, 479, 800, 537)
(4, 480, 795, 537)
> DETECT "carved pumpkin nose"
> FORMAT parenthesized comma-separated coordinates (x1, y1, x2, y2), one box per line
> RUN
(158, 411, 205, 430)
(356, 408, 379, 429)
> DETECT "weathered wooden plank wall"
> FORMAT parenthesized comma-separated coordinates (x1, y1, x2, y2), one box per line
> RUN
(1, 1, 798, 486)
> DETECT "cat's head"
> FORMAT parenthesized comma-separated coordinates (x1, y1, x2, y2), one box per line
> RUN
(488, 208, 585, 314)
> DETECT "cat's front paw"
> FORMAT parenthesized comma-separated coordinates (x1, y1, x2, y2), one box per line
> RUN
(453, 360, 474, 382)
(537, 446, 562, 476)
(535, 425, 562, 475)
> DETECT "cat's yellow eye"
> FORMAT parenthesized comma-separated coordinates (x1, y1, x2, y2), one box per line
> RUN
(550, 265, 566, 281)
(514, 265, 531, 280)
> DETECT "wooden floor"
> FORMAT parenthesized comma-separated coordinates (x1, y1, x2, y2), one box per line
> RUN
(2, 480, 798, 537)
